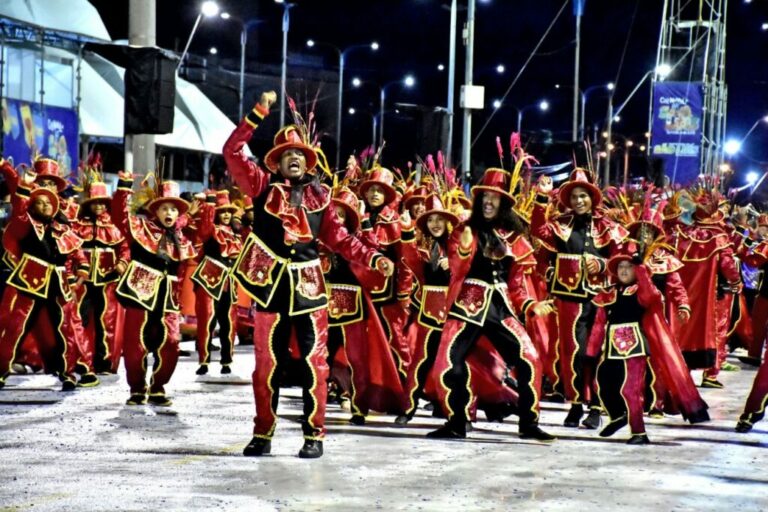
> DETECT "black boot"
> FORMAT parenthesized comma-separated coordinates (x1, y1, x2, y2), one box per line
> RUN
(61, 379, 77, 392)
(582, 407, 602, 429)
(737, 355, 761, 367)
(196, 365, 208, 376)
(735, 420, 753, 433)
(349, 414, 366, 426)
(221, 365, 232, 375)
(147, 394, 173, 407)
(394, 412, 413, 426)
(77, 374, 100, 388)
(563, 403, 584, 427)
(599, 414, 628, 437)
(686, 408, 710, 425)
(298, 440, 323, 459)
(519, 425, 556, 442)
(125, 393, 146, 405)
(243, 437, 271, 456)
(627, 433, 650, 445)
(426, 422, 466, 439)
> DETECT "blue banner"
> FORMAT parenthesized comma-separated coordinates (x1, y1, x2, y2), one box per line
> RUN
(650, 82, 703, 185)
(2, 98, 79, 181)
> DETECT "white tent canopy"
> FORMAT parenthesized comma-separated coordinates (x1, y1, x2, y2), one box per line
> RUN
(0, 0, 111, 41)
(1, 2, 246, 156)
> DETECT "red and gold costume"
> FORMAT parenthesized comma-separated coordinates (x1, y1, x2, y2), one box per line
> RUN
(323, 188, 407, 422)
(676, 204, 741, 382)
(223, 103, 384, 445)
(0, 184, 89, 390)
(531, 169, 627, 420)
(191, 190, 243, 373)
(588, 253, 660, 443)
(430, 168, 546, 438)
(359, 167, 414, 380)
(73, 182, 129, 374)
(112, 176, 196, 405)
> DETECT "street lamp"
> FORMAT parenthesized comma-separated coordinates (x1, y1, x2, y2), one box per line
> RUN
(515, 100, 549, 134)
(219, 13, 265, 120)
(177, 1, 221, 72)
(379, 75, 416, 146)
(306, 39, 379, 168)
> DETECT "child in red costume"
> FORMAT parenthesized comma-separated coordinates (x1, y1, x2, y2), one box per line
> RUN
(112, 173, 196, 406)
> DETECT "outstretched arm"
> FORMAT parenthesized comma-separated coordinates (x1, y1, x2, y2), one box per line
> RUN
(223, 91, 277, 198)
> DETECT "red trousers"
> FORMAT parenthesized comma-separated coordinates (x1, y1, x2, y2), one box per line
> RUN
(704, 294, 733, 379)
(122, 305, 180, 397)
(597, 356, 647, 435)
(741, 356, 768, 424)
(554, 298, 597, 404)
(376, 302, 411, 381)
(0, 286, 77, 385)
(433, 299, 542, 430)
(78, 282, 123, 373)
(194, 285, 236, 367)
(251, 309, 328, 440)
(750, 295, 768, 360)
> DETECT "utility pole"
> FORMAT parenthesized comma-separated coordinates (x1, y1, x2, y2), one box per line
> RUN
(460, 0, 476, 182)
(126, 0, 156, 174)
(445, 0, 458, 167)
(572, 0, 584, 142)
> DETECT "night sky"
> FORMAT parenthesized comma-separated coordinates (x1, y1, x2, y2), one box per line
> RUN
(91, 0, 768, 181)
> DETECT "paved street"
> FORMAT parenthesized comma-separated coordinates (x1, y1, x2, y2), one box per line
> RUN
(1, 342, 767, 512)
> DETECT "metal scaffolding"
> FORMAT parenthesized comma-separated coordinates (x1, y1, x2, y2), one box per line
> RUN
(653, 0, 728, 177)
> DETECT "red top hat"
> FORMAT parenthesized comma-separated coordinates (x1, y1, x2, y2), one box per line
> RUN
(416, 193, 459, 233)
(147, 181, 190, 216)
(608, 242, 640, 276)
(470, 168, 515, 203)
(243, 195, 254, 211)
(403, 184, 430, 210)
(33, 158, 67, 192)
(628, 207, 665, 238)
(81, 181, 112, 209)
(558, 168, 602, 210)
(214, 190, 238, 213)
(758, 213, 768, 227)
(331, 187, 362, 232)
(29, 187, 60, 217)
(359, 167, 398, 206)
(263, 125, 318, 173)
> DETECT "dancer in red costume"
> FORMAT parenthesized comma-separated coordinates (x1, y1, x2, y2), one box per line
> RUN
(359, 167, 414, 381)
(531, 169, 627, 428)
(676, 187, 741, 388)
(0, 172, 89, 391)
(742, 213, 768, 366)
(191, 190, 242, 375)
(588, 245, 660, 444)
(396, 193, 458, 425)
(224, 91, 392, 459)
(73, 179, 129, 374)
(113, 173, 196, 406)
(427, 167, 556, 441)
(323, 186, 407, 425)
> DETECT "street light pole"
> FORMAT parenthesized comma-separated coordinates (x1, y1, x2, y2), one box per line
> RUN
(239, 26, 246, 120)
(460, 0, 476, 181)
(572, 1, 583, 142)
(379, 86, 386, 147)
(603, 94, 614, 185)
(446, 0, 458, 167)
(337, 51, 345, 168)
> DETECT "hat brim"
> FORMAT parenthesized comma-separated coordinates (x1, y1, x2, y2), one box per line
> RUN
(35, 175, 68, 193)
(359, 181, 397, 206)
(147, 197, 190, 216)
(470, 185, 515, 203)
(607, 254, 634, 276)
(404, 195, 427, 210)
(415, 209, 459, 233)
(331, 198, 361, 232)
(81, 196, 112, 209)
(559, 182, 602, 209)
(215, 205, 239, 213)
(628, 220, 664, 238)
(264, 142, 318, 173)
